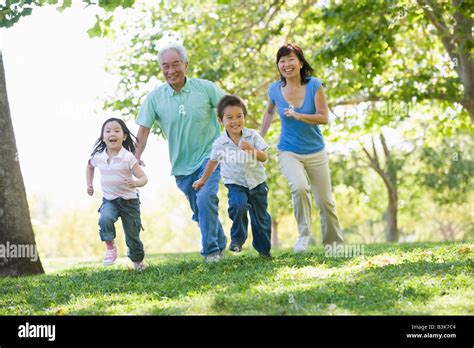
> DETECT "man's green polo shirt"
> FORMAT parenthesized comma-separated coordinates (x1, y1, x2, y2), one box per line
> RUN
(136, 77, 225, 176)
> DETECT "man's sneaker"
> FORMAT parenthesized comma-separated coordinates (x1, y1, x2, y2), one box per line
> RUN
(229, 241, 243, 253)
(204, 252, 222, 262)
(294, 235, 310, 253)
(103, 245, 117, 266)
(259, 252, 272, 259)
(133, 260, 146, 271)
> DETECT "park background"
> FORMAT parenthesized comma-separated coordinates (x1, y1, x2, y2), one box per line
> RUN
(2, 0, 472, 259)
(0, 0, 472, 316)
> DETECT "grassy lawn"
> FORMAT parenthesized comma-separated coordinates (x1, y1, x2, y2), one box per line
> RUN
(0, 242, 472, 315)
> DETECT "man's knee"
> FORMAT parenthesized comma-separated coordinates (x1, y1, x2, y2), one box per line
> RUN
(196, 188, 218, 207)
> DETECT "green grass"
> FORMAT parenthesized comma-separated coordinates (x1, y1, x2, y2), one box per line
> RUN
(0, 242, 472, 315)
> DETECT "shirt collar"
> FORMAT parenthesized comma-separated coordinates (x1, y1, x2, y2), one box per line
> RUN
(166, 77, 191, 96)
(97, 147, 128, 161)
(221, 127, 252, 144)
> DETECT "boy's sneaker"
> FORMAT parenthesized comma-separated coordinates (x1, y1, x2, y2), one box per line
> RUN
(229, 241, 243, 253)
(133, 260, 146, 271)
(103, 245, 117, 266)
(294, 235, 310, 253)
(204, 252, 222, 262)
(259, 252, 272, 259)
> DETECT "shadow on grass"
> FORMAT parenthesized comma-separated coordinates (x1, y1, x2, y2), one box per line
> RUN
(0, 251, 359, 314)
(0, 242, 471, 315)
(207, 258, 472, 315)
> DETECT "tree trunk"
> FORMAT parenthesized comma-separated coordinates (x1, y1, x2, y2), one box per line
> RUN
(362, 134, 399, 243)
(271, 219, 279, 248)
(386, 189, 399, 242)
(0, 51, 44, 276)
(385, 149, 399, 242)
(461, 97, 474, 123)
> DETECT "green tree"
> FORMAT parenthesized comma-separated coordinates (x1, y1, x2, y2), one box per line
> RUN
(99, 0, 472, 243)
(418, 134, 474, 205)
(0, 0, 136, 276)
(4, 0, 471, 257)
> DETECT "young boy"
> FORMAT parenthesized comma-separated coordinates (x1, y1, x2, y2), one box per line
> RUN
(193, 95, 272, 257)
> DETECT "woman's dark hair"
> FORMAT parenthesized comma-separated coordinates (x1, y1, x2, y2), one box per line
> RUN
(90, 118, 138, 157)
(217, 95, 248, 120)
(276, 43, 314, 86)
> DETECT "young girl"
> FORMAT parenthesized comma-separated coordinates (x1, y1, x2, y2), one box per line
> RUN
(86, 118, 148, 270)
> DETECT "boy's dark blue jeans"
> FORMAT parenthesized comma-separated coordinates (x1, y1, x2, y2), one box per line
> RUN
(98, 197, 144, 262)
(225, 182, 272, 255)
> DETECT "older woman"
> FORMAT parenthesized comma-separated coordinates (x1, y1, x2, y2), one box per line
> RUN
(260, 43, 344, 253)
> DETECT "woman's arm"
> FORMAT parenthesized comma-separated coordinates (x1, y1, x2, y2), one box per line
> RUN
(259, 99, 277, 137)
(285, 86, 329, 125)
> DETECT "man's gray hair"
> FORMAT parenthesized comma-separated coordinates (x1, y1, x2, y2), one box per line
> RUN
(158, 44, 188, 65)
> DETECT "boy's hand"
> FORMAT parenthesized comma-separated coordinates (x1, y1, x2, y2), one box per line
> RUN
(239, 141, 254, 153)
(124, 178, 137, 188)
(192, 179, 205, 190)
(87, 185, 94, 196)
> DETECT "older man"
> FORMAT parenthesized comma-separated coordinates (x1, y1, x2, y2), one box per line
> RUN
(135, 44, 226, 261)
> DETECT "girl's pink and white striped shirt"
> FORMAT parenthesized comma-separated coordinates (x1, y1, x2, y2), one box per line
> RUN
(89, 147, 139, 200)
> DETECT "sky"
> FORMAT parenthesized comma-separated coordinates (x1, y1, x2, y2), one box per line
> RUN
(1, 3, 173, 213)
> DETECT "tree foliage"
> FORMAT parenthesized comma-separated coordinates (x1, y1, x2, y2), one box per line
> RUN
(0, 0, 135, 28)
(418, 134, 474, 205)
(0, 0, 137, 276)
(2, 0, 472, 244)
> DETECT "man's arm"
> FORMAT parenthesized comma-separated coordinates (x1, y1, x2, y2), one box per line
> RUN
(205, 80, 226, 108)
(135, 126, 151, 165)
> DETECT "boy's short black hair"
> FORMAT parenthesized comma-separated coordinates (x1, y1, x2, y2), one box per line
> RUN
(217, 95, 248, 120)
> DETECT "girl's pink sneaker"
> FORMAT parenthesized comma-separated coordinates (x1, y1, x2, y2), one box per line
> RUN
(103, 245, 117, 266)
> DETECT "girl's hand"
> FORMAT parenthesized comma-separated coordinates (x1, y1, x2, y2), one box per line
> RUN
(87, 185, 94, 196)
(239, 141, 255, 153)
(192, 179, 205, 190)
(124, 178, 137, 188)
